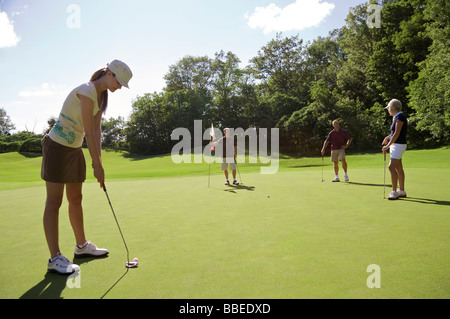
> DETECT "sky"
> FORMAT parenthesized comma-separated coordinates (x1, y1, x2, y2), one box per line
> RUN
(0, 0, 368, 133)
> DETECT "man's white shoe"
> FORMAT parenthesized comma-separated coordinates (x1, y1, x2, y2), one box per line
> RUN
(397, 190, 407, 198)
(388, 191, 400, 200)
(332, 177, 340, 182)
(344, 175, 349, 182)
(48, 253, 80, 275)
(74, 241, 109, 258)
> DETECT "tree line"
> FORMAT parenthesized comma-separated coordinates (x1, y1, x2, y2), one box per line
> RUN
(1, 0, 448, 156)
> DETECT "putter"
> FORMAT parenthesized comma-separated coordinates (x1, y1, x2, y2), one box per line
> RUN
(383, 152, 386, 199)
(321, 156, 325, 182)
(235, 159, 243, 184)
(208, 162, 211, 188)
(103, 183, 138, 268)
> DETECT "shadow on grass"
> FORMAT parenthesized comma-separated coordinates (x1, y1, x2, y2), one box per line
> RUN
(72, 255, 133, 299)
(18, 152, 42, 158)
(288, 164, 324, 168)
(100, 269, 129, 299)
(400, 197, 450, 207)
(19, 256, 109, 299)
(20, 273, 68, 299)
(121, 151, 170, 162)
(347, 181, 392, 188)
(224, 184, 255, 194)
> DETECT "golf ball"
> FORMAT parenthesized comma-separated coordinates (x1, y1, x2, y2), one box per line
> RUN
(133, 257, 139, 263)
(267, 195, 270, 198)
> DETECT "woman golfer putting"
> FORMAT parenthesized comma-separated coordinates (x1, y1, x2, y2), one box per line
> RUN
(41, 60, 132, 274)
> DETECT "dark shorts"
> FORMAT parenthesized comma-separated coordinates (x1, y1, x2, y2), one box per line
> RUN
(41, 135, 86, 183)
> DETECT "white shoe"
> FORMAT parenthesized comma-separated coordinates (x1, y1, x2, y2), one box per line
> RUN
(48, 253, 80, 275)
(224, 180, 230, 185)
(344, 175, 349, 182)
(74, 241, 109, 258)
(388, 191, 400, 200)
(332, 177, 340, 182)
(397, 190, 407, 198)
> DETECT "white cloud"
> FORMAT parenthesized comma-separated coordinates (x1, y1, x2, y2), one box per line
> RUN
(246, 0, 335, 34)
(18, 83, 69, 98)
(0, 10, 20, 48)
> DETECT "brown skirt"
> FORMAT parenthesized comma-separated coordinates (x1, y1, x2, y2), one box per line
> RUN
(41, 135, 86, 183)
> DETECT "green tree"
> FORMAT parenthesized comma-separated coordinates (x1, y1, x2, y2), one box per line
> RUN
(366, 0, 430, 106)
(338, 3, 379, 106)
(408, 0, 450, 144)
(306, 30, 344, 90)
(164, 55, 214, 132)
(43, 117, 57, 135)
(0, 108, 15, 135)
(250, 33, 309, 128)
(101, 116, 126, 149)
(211, 50, 246, 128)
(126, 92, 174, 155)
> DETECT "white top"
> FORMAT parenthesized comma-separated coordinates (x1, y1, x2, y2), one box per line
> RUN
(49, 82, 100, 148)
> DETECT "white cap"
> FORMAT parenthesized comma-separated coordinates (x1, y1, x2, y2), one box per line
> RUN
(107, 59, 132, 88)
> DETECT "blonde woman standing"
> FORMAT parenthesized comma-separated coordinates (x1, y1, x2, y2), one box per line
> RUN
(41, 60, 132, 274)
(382, 99, 408, 200)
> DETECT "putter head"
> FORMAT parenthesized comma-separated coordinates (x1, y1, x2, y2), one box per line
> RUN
(125, 261, 138, 268)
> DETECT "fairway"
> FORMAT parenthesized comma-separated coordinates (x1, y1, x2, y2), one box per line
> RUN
(0, 149, 449, 299)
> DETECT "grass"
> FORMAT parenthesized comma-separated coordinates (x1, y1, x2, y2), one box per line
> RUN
(0, 147, 449, 299)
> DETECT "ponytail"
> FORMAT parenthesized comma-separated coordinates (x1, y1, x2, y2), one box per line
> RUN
(90, 68, 109, 114)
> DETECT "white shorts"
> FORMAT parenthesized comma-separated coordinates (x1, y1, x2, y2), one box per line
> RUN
(390, 143, 407, 160)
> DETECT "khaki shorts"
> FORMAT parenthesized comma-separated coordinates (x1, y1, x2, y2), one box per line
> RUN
(331, 149, 345, 162)
(41, 135, 86, 183)
(221, 159, 236, 171)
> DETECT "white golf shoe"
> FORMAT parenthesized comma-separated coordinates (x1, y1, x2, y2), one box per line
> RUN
(74, 241, 109, 258)
(388, 191, 400, 200)
(397, 190, 407, 198)
(332, 177, 340, 182)
(48, 253, 80, 275)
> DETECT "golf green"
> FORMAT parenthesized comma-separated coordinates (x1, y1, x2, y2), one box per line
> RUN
(0, 148, 449, 299)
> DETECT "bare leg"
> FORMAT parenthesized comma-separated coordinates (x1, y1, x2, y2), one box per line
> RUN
(224, 170, 229, 180)
(334, 161, 339, 176)
(396, 159, 405, 191)
(388, 159, 400, 191)
(66, 183, 87, 246)
(341, 159, 348, 174)
(43, 182, 64, 259)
